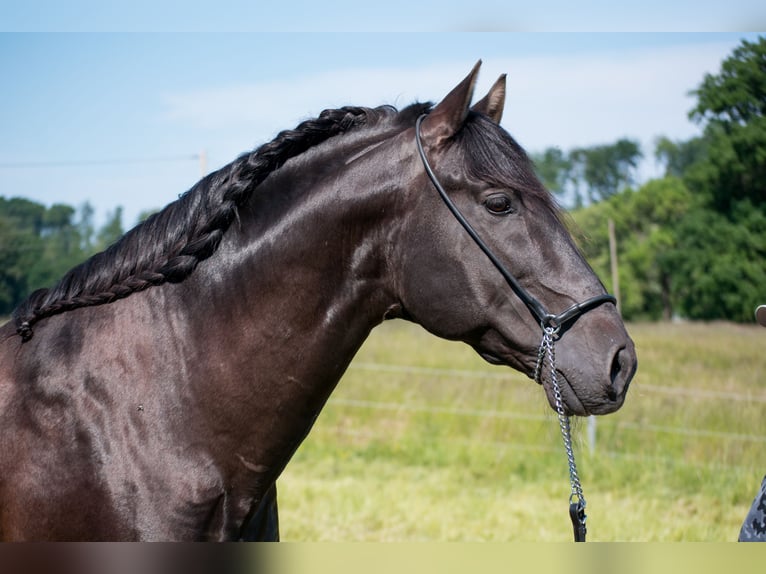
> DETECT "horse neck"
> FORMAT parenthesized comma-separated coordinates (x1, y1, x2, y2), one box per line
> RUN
(175, 135, 407, 410)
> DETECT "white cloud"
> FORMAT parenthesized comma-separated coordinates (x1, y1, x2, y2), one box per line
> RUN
(494, 43, 728, 154)
(160, 62, 476, 137)
(161, 40, 736, 175)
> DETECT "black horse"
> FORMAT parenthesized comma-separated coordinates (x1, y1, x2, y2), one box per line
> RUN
(0, 62, 636, 540)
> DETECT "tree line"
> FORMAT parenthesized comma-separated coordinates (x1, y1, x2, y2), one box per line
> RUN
(0, 199, 126, 315)
(533, 37, 765, 323)
(1, 38, 764, 322)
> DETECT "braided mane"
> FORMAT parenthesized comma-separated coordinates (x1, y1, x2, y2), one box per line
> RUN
(13, 104, 410, 341)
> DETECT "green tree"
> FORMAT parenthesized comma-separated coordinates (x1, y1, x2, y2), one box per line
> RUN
(533, 139, 643, 208)
(0, 214, 42, 312)
(571, 138, 643, 203)
(96, 206, 124, 250)
(654, 136, 707, 178)
(571, 176, 693, 321)
(27, 203, 87, 293)
(0, 197, 46, 233)
(688, 36, 766, 213)
(0, 198, 46, 314)
(661, 202, 766, 322)
(659, 36, 766, 321)
(0, 197, 129, 315)
(531, 147, 571, 199)
(77, 201, 96, 252)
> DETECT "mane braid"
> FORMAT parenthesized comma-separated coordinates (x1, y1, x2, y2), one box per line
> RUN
(13, 106, 380, 342)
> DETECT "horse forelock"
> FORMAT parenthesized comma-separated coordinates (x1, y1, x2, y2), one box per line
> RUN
(456, 112, 562, 223)
(12, 103, 419, 339)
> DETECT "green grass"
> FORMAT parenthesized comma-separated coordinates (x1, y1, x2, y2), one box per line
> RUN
(278, 320, 766, 541)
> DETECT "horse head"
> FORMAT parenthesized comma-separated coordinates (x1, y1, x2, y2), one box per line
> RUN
(394, 62, 637, 416)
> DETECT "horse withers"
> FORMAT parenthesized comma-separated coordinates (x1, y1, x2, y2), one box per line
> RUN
(0, 62, 636, 540)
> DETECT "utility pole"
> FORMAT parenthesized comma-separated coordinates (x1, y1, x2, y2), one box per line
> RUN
(608, 218, 621, 316)
(588, 219, 621, 455)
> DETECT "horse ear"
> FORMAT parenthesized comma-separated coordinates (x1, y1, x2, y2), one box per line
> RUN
(419, 60, 481, 147)
(472, 74, 506, 124)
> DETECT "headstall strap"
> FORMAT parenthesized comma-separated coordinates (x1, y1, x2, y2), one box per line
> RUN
(415, 114, 613, 542)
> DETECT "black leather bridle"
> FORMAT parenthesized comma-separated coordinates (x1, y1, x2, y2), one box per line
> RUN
(415, 114, 616, 336)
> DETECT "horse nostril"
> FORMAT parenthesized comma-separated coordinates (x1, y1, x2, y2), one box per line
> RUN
(610, 348, 623, 383)
(608, 343, 638, 404)
(608, 347, 628, 401)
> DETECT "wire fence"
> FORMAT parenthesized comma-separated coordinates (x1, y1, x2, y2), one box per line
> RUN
(328, 361, 766, 471)
(348, 361, 766, 403)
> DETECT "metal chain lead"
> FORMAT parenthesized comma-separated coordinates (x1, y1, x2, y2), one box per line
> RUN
(415, 113, 608, 541)
(535, 326, 587, 541)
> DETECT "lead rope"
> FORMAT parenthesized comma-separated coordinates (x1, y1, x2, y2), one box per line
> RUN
(535, 325, 588, 542)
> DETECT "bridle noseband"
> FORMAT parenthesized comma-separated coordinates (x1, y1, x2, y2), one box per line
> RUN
(414, 114, 615, 335)
(415, 113, 618, 542)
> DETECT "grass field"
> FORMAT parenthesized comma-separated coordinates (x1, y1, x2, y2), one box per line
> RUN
(278, 320, 766, 541)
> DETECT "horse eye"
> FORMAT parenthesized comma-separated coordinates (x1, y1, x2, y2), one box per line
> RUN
(484, 194, 515, 215)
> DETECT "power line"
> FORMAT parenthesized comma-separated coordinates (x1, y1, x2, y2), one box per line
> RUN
(349, 362, 523, 381)
(326, 425, 762, 474)
(327, 396, 766, 444)
(329, 397, 550, 423)
(0, 154, 201, 169)
(349, 361, 766, 403)
(342, 361, 766, 450)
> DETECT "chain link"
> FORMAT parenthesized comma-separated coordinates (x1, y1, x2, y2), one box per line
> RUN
(535, 326, 587, 536)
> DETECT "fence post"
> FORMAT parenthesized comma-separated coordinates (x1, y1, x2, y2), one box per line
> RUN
(608, 218, 621, 315)
(587, 416, 596, 453)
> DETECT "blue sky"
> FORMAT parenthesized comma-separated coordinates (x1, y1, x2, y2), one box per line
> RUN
(3, 1, 765, 32)
(1, 31, 763, 227)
